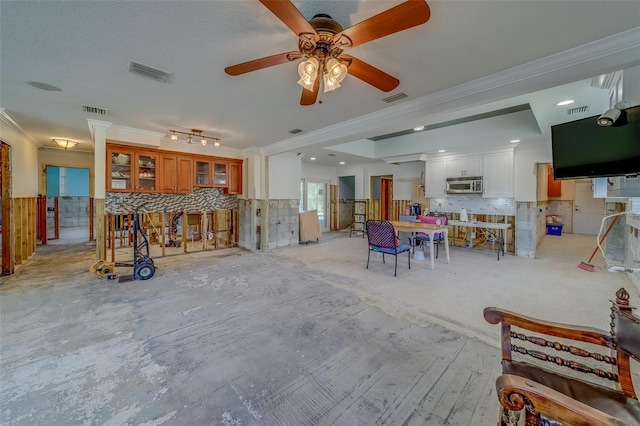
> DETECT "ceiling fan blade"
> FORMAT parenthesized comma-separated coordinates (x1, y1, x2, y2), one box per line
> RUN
(225, 52, 301, 76)
(334, 0, 430, 48)
(342, 55, 399, 92)
(300, 76, 320, 106)
(259, 0, 318, 40)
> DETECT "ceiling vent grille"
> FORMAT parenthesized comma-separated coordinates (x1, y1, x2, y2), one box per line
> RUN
(382, 92, 408, 103)
(567, 105, 589, 115)
(82, 105, 108, 115)
(288, 128, 303, 134)
(129, 61, 171, 82)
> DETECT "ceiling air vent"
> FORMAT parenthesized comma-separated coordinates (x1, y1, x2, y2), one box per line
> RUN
(288, 128, 303, 134)
(567, 105, 589, 115)
(129, 61, 171, 82)
(82, 105, 108, 115)
(382, 92, 408, 103)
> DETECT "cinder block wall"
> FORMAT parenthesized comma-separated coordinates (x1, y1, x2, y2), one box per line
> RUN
(516, 201, 536, 258)
(268, 199, 299, 249)
(49, 196, 89, 227)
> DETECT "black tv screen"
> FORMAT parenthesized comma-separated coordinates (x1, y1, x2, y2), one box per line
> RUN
(551, 105, 640, 180)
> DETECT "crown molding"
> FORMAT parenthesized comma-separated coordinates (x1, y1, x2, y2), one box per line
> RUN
(0, 108, 40, 148)
(105, 124, 166, 148)
(263, 27, 640, 156)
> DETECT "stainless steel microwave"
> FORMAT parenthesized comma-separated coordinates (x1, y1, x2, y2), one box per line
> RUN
(446, 176, 483, 194)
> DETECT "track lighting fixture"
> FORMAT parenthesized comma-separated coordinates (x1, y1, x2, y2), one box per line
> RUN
(169, 129, 221, 147)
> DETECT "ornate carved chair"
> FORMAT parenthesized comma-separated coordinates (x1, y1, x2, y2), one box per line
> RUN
(365, 219, 411, 277)
(484, 288, 640, 425)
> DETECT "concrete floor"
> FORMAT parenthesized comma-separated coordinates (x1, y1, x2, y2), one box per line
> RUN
(0, 231, 637, 425)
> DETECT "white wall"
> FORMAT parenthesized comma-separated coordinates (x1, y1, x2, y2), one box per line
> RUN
(268, 152, 301, 200)
(301, 164, 337, 184)
(331, 161, 423, 200)
(514, 142, 550, 202)
(0, 114, 39, 197)
(39, 150, 94, 195)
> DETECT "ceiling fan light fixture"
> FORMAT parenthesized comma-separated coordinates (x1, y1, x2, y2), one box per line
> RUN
(201, 137, 207, 146)
(325, 58, 347, 82)
(297, 57, 319, 91)
(170, 131, 178, 141)
(186, 135, 192, 144)
(323, 73, 341, 93)
(214, 140, 220, 148)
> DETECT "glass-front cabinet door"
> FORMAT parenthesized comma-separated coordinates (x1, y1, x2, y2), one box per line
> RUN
(135, 152, 158, 192)
(194, 159, 211, 186)
(108, 148, 134, 191)
(213, 162, 227, 186)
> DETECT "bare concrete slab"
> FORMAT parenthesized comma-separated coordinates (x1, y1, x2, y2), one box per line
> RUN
(1, 243, 500, 425)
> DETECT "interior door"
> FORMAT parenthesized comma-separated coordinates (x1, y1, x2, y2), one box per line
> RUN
(574, 180, 605, 235)
(300, 179, 329, 232)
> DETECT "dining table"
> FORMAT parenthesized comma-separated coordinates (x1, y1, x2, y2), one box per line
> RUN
(389, 221, 450, 270)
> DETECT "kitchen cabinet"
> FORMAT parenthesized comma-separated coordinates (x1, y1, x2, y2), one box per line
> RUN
(425, 159, 447, 197)
(446, 155, 482, 178)
(483, 150, 513, 197)
(194, 157, 228, 188)
(107, 146, 159, 192)
(160, 154, 193, 193)
(226, 161, 242, 194)
(107, 143, 242, 195)
(213, 162, 228, 187)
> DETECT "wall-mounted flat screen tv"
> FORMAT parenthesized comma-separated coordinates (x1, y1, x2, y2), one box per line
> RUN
(551, 105, 640, 180)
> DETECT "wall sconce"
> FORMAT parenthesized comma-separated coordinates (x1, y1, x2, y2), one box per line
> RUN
(53, 139, 78, 150)
(169, 129, 221, 148)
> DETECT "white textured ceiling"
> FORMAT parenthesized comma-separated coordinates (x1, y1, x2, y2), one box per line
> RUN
(1, 1, 639, 167)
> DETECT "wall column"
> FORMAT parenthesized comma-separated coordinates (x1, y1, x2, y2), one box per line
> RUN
(88, 119, 111, 260)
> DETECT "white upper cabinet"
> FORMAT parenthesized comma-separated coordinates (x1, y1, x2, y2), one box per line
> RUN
(446, 155, 482, 178)
(425, 159, 447, 197)
(483, 150, 513, 197)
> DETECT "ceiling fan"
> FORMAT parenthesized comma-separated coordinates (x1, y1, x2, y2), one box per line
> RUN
(224, 0, 431, 106)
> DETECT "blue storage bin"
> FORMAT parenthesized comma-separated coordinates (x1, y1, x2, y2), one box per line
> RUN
(546, 224, 563, 236)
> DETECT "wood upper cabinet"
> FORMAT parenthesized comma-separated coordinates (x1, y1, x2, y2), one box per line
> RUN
(108, 146, 134, 192)
(107, 145, 158, 192)
(194, 157, 228, 188)
(160, 154, 193, 193)
(106, 143, 241, 195)
(226, 161, 242, 194)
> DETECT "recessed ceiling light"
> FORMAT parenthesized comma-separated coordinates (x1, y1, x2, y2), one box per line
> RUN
(413, 126, 425, 131)
(310, 157, 316, 160)
(510, 139, 520, 143)
(556, 100, 574, 106)
(438, 149, 446, 153)
(339, 161, 345, 165)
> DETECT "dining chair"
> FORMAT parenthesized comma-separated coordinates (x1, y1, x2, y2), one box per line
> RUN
(365, 219, 411, 276)
(415, 215, 448, 258)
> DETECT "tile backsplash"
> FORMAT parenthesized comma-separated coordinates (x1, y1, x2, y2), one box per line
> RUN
(105, 187, 238, 213)
(428, 194, 516, 216)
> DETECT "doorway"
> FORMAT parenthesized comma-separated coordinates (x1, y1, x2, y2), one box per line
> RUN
(1, 141, 11, 275)
(574, 180, 605, 235)
(371, 175, 393, 220)
(300, 179, 329, 232)
(46, 166, 91, 243)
